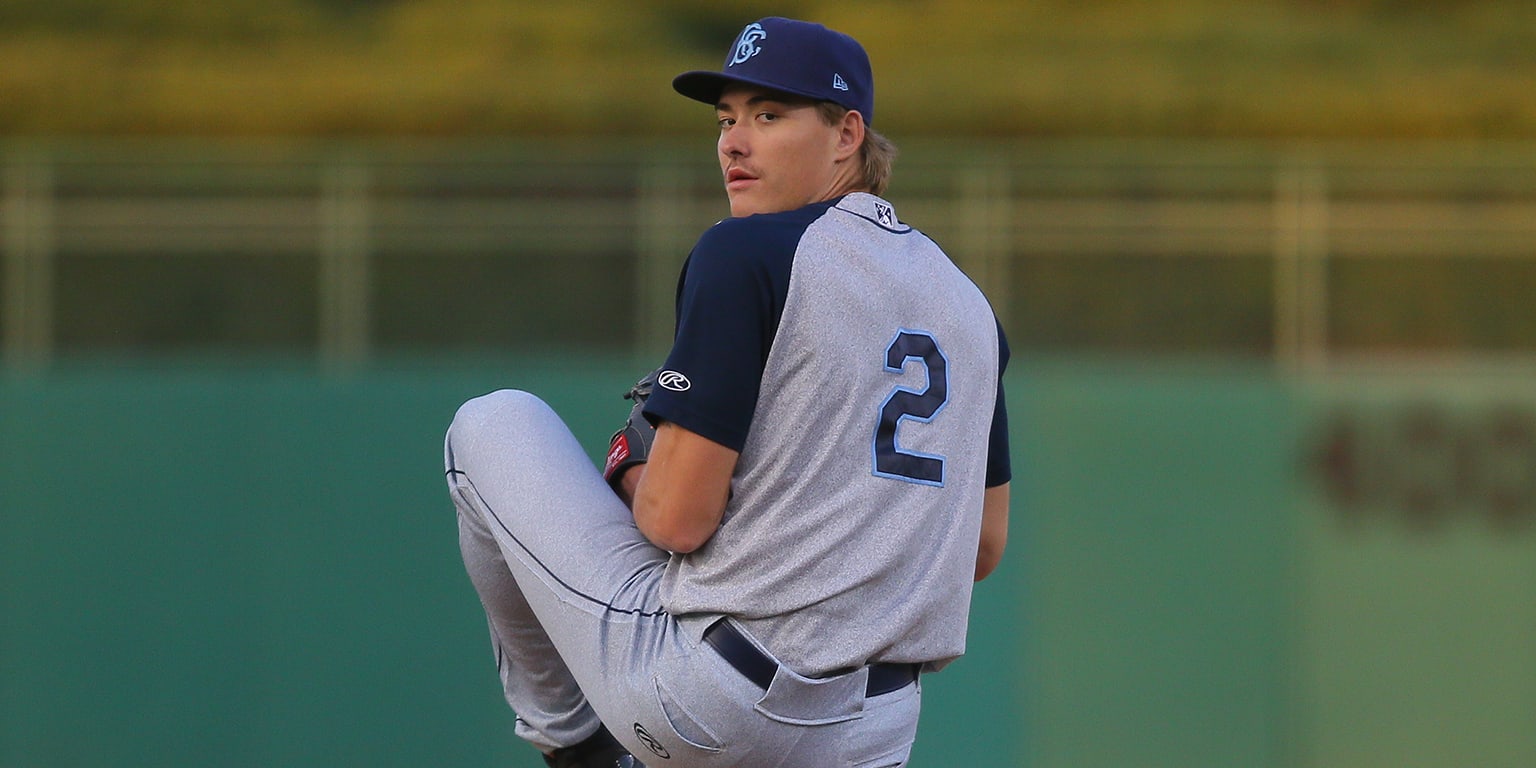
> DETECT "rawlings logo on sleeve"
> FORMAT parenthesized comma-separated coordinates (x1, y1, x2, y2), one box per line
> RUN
(657, 370, 692, 392)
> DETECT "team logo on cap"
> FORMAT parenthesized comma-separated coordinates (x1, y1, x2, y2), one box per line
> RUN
(730, 22, 767, 66)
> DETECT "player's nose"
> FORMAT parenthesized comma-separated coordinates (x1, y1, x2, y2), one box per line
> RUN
(717, 125, 748, 158)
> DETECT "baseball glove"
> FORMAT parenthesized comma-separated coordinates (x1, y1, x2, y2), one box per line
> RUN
(602, 368, 660, 488)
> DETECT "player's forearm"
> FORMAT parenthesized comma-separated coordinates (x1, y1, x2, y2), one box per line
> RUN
(632, 478, 726, 553)
(975, 483, 1010, 581)
(631, 423, 736, 553)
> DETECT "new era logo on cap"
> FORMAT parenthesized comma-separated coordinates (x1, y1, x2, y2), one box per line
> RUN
(672, 17, 876, 125)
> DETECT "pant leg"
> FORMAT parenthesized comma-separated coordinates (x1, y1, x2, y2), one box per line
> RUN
(454, 471, 596, 752)
(445, 389, 927, 767)
(444, 389, 670, 753)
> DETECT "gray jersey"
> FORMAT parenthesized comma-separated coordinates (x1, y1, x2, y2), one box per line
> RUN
(646, 193, 1010, 676)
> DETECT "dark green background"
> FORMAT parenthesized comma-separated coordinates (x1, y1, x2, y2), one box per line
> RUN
(1, 359, 1293, 766)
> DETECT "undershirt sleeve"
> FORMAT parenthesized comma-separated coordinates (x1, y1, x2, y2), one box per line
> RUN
(985, 321, 1013, 488)
(643, 218, 796, 452)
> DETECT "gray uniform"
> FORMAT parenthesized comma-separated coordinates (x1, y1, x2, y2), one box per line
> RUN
(445, 194, 1009, 767)
(651, 194, 1005, 677)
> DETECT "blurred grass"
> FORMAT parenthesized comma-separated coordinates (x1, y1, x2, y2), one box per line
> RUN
(3, 0, 1536, 138)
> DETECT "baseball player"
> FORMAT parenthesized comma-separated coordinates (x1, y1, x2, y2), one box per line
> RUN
(445, 17, 1011, 768)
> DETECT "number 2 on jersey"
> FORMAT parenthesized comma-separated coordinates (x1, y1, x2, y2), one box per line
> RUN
(873, 329, 948, 486)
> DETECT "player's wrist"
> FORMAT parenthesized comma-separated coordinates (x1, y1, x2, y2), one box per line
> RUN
(614, 463, 646, 506)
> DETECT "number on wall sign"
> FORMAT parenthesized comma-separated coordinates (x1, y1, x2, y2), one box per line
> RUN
(1307, 402, 1536, 531)
(873, 330, 949, 486)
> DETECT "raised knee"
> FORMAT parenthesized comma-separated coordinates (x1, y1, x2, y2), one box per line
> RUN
(448, 389, 548, 446)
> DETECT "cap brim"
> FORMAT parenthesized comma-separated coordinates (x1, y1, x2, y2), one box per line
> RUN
(672, 70, 832, 109)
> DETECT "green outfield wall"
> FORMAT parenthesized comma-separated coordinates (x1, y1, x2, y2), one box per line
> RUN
(2, 359, 1532, 767)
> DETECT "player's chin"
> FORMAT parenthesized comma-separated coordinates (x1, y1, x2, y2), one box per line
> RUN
(726, 191, 778, 218)
(724, 189, 751, 217)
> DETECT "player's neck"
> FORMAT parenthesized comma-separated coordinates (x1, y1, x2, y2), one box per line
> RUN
(820, 166, 868, 204)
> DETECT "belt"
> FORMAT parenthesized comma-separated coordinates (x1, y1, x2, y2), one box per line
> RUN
(702, 619, 920, 698)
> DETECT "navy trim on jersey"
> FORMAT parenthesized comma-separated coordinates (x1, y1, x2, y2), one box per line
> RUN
(644, 200, 838, 452)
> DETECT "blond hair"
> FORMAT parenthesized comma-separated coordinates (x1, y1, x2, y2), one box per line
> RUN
(816, 102, 898, 196)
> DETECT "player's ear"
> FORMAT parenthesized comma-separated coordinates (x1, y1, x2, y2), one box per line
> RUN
(834, 110, 864, 162)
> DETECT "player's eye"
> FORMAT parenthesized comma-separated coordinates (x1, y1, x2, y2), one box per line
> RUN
(756, 111, 778, 123)
(717, 116, 735, 129)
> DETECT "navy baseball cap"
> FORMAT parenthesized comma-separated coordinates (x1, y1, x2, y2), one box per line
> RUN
(673, 17, 875, 125)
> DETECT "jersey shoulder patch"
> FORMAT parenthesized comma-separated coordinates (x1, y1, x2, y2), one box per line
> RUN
(833, 192, 913, 233)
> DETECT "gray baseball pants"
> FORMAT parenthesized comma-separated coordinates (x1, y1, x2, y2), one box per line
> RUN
(444, 389, 922, 767)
